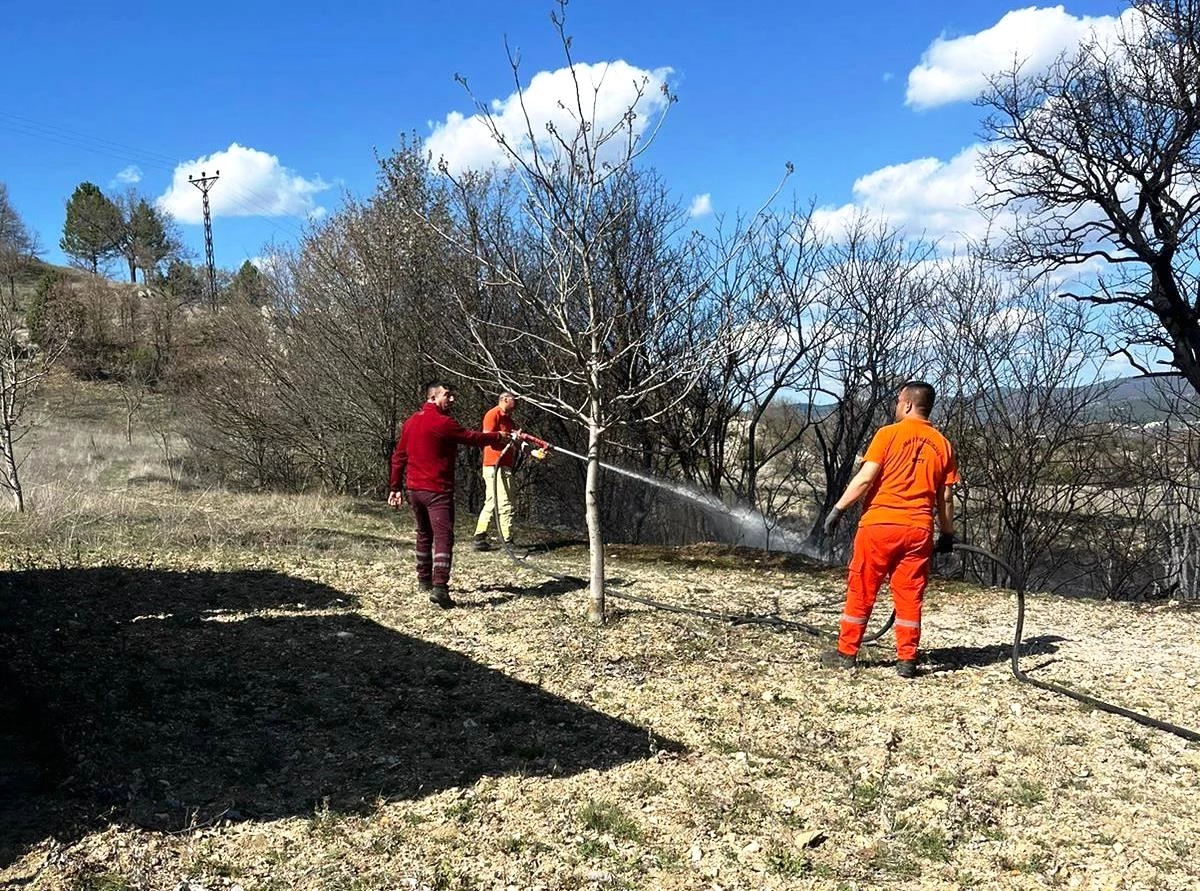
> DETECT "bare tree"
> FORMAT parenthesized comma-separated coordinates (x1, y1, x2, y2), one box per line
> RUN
(978, 0, 1200, 394)
(179, 144, 460, 494)
(1110, 383, 1200, 600)
(809, 216, 934, 543)
(423, 6, 785, 621)
(724, 205, 834, 512)
(1152, 413, 1200, 599)
(929, 256, 1113, 589)
(0, 182, 38, 304)
(0, 304, 65, 511)
(630, 213, 754, 501)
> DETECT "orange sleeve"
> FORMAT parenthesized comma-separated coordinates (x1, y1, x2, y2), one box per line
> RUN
(943, 446, 960, 486)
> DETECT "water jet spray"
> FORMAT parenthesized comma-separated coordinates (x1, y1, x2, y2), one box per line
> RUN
(516, 433, 824, 559)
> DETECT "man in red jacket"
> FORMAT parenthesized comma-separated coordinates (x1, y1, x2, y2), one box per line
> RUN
(388, 382, 511, 608)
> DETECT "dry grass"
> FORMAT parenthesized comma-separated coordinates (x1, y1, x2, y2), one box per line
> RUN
(1, 378, 1199, 890)
(5, 373, 399, 564)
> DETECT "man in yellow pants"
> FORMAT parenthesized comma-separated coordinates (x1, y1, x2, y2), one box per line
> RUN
(474, 392, 518, 550)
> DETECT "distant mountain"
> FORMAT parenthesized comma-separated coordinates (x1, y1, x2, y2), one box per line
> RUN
(760, 375, 1197, 427)
(1079, 374, 1196, 423)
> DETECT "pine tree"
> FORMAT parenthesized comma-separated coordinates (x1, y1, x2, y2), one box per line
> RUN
(229, 260, 272, 306)
(117, 192, 181, 283)
(60, 182, 122, 274)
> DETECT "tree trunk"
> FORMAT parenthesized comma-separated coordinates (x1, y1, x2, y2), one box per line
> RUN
(128, 257, 137, 283)
(585, 362, 606, 624)
(585, 418, 605, 624)
(1, 431, 24, 512)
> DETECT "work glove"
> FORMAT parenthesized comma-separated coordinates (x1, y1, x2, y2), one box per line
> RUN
(935, 531, 956, 554)
(823, 506, 844, 536)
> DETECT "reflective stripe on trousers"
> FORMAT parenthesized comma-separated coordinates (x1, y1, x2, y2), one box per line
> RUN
(836, 523, 933, 661)
(409, 490, 456, 587)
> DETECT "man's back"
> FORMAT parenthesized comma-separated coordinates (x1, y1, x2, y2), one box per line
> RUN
(860, 417, 957, 529)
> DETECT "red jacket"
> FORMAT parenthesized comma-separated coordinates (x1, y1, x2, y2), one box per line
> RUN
(390, 402, 506, 493)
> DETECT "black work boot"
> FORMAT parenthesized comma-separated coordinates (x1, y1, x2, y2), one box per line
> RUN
(896, 659, 918, 679)
(418, 578, 432, 594)
(820, 649, 856, 670)
(473, 533, 492, 552)
(429, 585, 454, 609)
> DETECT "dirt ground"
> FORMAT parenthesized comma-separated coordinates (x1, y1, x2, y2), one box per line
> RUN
(2, 496, 1198, 891)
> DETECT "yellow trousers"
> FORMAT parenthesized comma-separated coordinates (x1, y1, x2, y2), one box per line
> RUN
(474, 465, 513, 541)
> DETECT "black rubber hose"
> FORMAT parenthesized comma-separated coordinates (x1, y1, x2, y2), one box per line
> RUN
(483, 448, 1196, 740)
(953, 542, 1200, 743)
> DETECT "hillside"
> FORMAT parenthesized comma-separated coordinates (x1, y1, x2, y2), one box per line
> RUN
(0, 380, 1198, 890)
(5, 259, 87, 305)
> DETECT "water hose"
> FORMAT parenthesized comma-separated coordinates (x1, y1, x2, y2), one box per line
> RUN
(479, 436, 1198, 741)
(485, 472, 1198, 740)
(954, 543, 1199, 743)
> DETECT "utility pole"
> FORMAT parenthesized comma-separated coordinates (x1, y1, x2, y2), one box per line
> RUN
(188, 170, 220, 309)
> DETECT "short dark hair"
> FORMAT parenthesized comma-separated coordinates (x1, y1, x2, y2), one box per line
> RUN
(901, 380, 935, 415)
(425, 380, 453, 399)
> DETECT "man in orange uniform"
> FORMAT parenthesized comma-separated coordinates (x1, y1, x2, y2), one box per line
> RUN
(820, 381, 958, 678)
(473, 392, 518, 551)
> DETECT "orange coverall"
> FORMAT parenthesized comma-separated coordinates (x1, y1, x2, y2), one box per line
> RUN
(837, 417, 959, 661)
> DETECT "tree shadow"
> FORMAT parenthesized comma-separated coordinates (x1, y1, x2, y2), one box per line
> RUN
(921, 635, 1066, 673)
(0, 567, 676, 869)
(471, 577, 588, 606)
(519, 538, 587, 554)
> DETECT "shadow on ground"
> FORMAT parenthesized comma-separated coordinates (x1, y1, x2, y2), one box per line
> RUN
(921, 634, 1066, 672)
(0, 567, 673, 869)
(473, 577, 587, 607)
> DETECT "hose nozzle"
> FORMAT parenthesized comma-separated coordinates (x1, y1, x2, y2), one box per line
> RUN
(518, 432, 550, 450)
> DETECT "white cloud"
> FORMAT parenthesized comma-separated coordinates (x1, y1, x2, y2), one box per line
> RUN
(157, 143, 330, 224)
(114, 165, 142, 185)
(812, 144, 995, 249)
(249, 254, 285, 276)
(688, 193, 713, 218)
(905, 5, 1135, 109)
(426, 60, 672, 175)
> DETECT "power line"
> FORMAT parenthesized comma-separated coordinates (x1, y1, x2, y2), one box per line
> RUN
(0, 112, 315, 248)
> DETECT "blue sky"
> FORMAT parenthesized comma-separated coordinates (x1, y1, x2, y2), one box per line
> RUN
(2, 0, 1127, 272)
